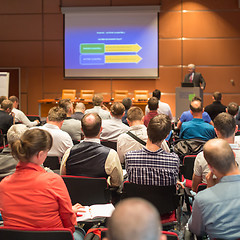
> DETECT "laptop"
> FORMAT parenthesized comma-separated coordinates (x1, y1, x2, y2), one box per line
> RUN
(181, 82, 194, 87)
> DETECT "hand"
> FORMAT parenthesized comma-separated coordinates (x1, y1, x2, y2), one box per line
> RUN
(34, 120, 40, 125)
(72, 203, 85, 214)
(206, 171, 218, 188)
(176, 180, 185, 189)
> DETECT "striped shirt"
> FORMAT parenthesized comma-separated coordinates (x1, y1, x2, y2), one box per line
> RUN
(125, 147, 179, 186)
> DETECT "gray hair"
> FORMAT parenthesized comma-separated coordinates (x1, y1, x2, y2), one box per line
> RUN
(7, 124, 28, 145)
(188, 64, 195, 70)
(75, 102, 85, 112)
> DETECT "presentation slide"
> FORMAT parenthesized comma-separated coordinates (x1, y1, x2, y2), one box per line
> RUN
(64, 8, 159, 78)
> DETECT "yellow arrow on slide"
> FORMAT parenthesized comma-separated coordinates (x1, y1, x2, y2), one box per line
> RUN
(105, 44, 142, 53)
(105, 55, 142, 63)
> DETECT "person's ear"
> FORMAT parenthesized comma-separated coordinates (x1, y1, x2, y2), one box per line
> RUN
(160, 234, 167, 240)
(235, 125, 238, 134)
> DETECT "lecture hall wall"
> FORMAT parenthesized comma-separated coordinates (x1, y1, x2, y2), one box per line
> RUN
(0, 0, 240, 117)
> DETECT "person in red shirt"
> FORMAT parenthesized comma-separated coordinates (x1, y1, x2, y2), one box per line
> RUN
(0, 128, 85, 240)
(144, 97, 159, 127)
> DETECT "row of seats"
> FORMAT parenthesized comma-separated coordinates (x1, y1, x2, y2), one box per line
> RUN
(62, 89, 149, 102)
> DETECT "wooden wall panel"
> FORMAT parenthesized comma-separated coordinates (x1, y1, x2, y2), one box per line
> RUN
(20, 93, 28, 113)
(44, 14, 63, 40)
(183, 0, 238, 10)
(183, 39, 240, 66)
(158, 67, 182, 92)
(0, 42, 42, 67)
(183, 12, 240, 38)
(159, 12, 181, 38)
(0, 15, 42, 40)
(159, 39, 181, 65)
(160, 0, 181, 11)
(44, 41, 63, 66)
(44, 0, 61, 13)
(0, 0, 42, 14)
(61, 0, 110, 7)
(112, 0, 160, 6)
(161, 94, 175, 117)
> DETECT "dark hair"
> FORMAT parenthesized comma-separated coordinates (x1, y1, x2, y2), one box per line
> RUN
(213, 92, 222, 102)
(1, 100, 13, 111)
(81, 113, 102, 138)
(9, 96, 19, 103)
(110, 102, 125, 117)
(192, 96, 202, 102)
(148, 97, 158, 111)
(48, 106, 67, 122)
(0, 96, 7, 105)
(190, 100, 203, 113)
(152, 89, 161, 100)
(127, 107, 143, 122)
(227, 102, 239, 116)
(92, 94, 103, 106)
(203, 139, 235, 175)
(59, 98, 72, 113)
(122, 98, 132, 110)
(214, 112, 236, 138)
(147, 114, 171, 144)
(11, 129, 52, 162)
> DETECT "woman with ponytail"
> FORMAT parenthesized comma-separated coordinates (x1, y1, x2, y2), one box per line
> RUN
(0, 128, 85, 240)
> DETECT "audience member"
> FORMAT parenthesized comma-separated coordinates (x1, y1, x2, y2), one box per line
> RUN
(71, 102, 85, 121)
(0, 96, 7, 107)
(144, 97, 159, 127)
(60, 113, 123, 187)
(188, 139, 240, 239)
(192, 112, 240, 192)
(179, 98, 215, 141)
(0, 100, 14, 135)
(85, 94, 110, 119)
(125, 114, 179, 186)
(9, 96, 39, 127)
(183, 64, 206, 90)
(107, 198, 166, 240)
(101, 102, 130, 142)
(0, 128, 85, 240)
(177, 96, 213, 129)
(117, 107, 169, 164)
(145, 89, 173, 120)
(204, 92, 226, 121)
(59, 98, 82, 142)
(121, 97, 132, 126)
(227, 102, 240, 128)
(0, 124, 28, 180)
(39, 107, 73, 157)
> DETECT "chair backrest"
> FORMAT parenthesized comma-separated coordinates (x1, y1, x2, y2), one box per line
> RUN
(114, 90, 128, 102)
(43, 156, 60, 170)
(62, 175, 110, 205)
(197, 183, 207, 193)
(100, 140, 117, 151)
(62, 89, 76, 101)
(80, 90, 94, 102)
(162, 231, 179, 240)
(134, 90, 149, 102)
(0, 227, 74, 240)
(121, 182, 179, 215)
(182, 155, 197, 180)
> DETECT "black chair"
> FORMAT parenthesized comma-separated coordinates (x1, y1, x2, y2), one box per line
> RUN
(0, 227, 74, 240)
(100, 141, 117, 151)
(43, 156, 60, 170)
(62, 175, 111, 205)
(196, 183, 207, 193)
(121, 181, 182, 230)
(180, 155, 197, 186)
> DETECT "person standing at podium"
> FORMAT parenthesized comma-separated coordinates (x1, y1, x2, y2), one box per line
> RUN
(184, 64, 206, 90)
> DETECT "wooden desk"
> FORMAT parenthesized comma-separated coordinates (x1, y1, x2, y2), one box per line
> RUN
(38, 99, 148, 117)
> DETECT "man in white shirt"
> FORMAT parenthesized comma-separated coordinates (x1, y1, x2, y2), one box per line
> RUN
(85, 94, 110, 120)
(39, 106, 73, 158)
(117, 107, 170, 164)
(145, 89, 172, 120)
(101, 102, 130, 142)
(9, 96, 39, 127)
(192, 112, 240, 192)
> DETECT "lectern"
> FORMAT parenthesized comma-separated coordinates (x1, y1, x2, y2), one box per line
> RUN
(175, 87, 203, 120)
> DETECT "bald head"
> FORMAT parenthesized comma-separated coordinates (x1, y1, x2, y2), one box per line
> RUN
(75, 102, 85, 113)
(190, 99, 203, 114)
(81, 113, 102, 138)
(107, 198, 162, 240)
(203, 139, 236, 175)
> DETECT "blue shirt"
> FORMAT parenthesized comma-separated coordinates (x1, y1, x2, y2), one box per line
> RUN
(179, 118, 215, 141)
(180, 110, 211, 123)
(188, 175, 240, 239)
